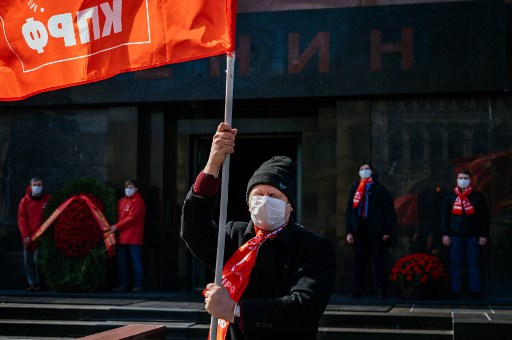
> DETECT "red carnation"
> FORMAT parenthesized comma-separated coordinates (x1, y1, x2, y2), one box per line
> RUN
(389, 253, 448, 292)
(52, 194, 104, 258)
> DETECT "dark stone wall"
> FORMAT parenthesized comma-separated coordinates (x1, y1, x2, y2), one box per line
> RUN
(336, 97, 512, 297)
(1, 97, 511, 297)
(0, 109, 109, 289)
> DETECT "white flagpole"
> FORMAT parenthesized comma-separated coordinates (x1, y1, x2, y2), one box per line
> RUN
(210, 52, 236, 339)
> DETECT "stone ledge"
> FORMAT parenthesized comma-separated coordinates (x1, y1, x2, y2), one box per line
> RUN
(78, 324, 166, 340)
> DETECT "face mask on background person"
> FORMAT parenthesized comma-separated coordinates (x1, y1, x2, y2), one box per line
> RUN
(31, 185, 42, 196)
(125, 187, 136, 197)
(359, 169, 372, 179)
(457, 178, 471, 189)
(249, 195, 289, 231)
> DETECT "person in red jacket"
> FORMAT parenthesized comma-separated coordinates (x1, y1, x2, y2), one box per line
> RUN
(17, 177, 51, 291)
(111, 179, 146, 292)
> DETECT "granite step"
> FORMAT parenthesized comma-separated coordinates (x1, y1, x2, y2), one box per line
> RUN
(1, 293, 512, 340)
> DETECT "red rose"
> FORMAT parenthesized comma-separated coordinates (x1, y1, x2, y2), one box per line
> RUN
(52, 194, 103, 258)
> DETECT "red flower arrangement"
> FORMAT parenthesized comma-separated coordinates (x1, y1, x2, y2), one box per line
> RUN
(389, 253, 449, 295)
(41, 177, 117, 291)
(52, 193, 104, 258)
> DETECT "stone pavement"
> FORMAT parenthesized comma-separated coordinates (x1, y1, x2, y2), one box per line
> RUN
(1, 290, 512, 339)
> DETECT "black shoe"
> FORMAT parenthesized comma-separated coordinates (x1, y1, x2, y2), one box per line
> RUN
(112, 286, 128, 292)
(34, 285, 43, 292)
(448, 291, 459, 300)
(350, 292, 362, 298)
(471, 291, 484, 300)
(26, 285, 35, 292)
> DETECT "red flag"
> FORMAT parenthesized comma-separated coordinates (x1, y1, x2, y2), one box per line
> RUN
(0, 0, 237, 101)
(394, 193, 418, 228)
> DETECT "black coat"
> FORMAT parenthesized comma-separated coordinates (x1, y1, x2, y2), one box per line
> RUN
(181, 188, 336, 340)
(439, 190, 489, 237)
(345, 180, 397, 237)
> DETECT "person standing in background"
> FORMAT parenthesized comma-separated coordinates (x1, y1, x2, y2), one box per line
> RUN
(111, 179, 146, 292)
(345, 162, 397, 299)
(17, 177, 51, 291)
(440, 169, 489, 300)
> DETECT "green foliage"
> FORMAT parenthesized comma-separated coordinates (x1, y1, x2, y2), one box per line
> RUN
(40, 177, 118, 292)
(44, 177, 117, 223)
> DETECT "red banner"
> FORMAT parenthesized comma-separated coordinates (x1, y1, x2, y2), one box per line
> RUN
(0, 0, 237, 100)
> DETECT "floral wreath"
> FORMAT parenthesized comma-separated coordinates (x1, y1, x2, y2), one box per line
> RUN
(40, 177, 117, 292)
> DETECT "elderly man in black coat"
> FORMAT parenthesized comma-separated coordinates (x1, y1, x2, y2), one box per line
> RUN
(181, 122, 336, 340)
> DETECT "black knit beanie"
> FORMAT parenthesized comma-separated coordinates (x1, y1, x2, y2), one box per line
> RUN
(246, 156, 297, 209)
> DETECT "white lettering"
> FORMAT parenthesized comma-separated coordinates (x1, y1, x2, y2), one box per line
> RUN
(22, 1, 123, 53)
(77, 6, 100, 44)
(101, 0, 123, 37)
(22, 18, 48, 53)
(48, 13, 76, 47)
(28, 0, 38, 13)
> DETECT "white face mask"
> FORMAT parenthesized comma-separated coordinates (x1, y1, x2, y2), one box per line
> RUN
(457, 178, 470, 189)
(249, 196, 289, 231)
(31, 185, 43, 196)
(125, 188, 136, 197)
(359, 169, 372, 179)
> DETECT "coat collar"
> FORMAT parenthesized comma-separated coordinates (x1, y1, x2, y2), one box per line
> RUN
(125, 192, 142, 200)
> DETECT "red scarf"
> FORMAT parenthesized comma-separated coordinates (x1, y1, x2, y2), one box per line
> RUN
(452, 186, 475, 215)
(210, 225, 285, 340)
(353, 177, 373, 208)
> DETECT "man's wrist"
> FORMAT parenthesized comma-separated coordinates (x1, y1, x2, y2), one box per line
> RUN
(203, 162, 221, 178)
(193, 171, 220, 197)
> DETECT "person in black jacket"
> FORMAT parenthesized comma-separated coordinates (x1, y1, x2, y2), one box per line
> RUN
(181, 122, 336, 340)
(345, 162, 397, 299)
(440, 169, 489, 300)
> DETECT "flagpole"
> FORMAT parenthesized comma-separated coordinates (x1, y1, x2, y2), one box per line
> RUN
(211, 52, 236, 339)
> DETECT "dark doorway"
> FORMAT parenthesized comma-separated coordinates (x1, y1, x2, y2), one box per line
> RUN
(194, 134, 299, 222)
(226, 135, 299, 221)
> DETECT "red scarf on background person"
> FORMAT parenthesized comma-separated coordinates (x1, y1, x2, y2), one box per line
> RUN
(452, 186, 475, 215)
(353, 178, 373, 208)
(208, 225, 285, 340)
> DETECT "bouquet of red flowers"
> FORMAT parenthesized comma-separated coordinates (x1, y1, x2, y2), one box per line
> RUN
(389, 253, 448, 298)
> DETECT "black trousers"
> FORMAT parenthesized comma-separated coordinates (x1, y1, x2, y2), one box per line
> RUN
(352, 220, 387, 294)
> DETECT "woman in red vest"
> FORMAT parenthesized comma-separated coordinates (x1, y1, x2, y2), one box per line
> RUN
(111, 179, 146, 292)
